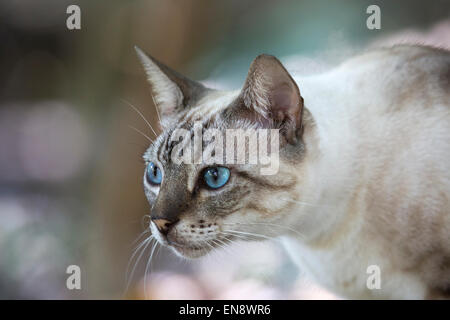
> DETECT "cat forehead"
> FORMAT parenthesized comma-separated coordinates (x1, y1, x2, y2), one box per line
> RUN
(184, 89, 240, 122)
(143, 89, 240, 161)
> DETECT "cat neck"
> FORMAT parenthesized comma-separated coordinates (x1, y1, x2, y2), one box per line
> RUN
(284, 75, 362, 244)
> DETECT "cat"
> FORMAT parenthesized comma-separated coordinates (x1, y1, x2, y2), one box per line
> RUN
(135, 44, 450, 299)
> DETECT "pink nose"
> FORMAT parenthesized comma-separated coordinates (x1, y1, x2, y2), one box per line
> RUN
(152, 218, 177, 235)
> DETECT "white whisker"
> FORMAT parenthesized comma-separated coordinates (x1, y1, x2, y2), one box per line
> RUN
(144, 241, 159, 299)
(150, 93, 162, 125)
(220, 231, 251, 242)
(128, 125, 154, 143)
(211, 239, 233, 256)
(130, 229, 151, 248)
(201, 239, 215, 251)
(122, 99, 158, 137)
(216, 237, 239, 255)
(223, 222, 305, 239)
(220, 235, 246, 249)
(125, 236, 153, 295)
(222, 229, 274, 241)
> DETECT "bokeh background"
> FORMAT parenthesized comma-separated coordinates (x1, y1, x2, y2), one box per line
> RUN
(0, 0, 449, 299)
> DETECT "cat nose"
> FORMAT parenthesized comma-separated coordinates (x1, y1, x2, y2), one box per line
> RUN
(152, 218, 178, 236)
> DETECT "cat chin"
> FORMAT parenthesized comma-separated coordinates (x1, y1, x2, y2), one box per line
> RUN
(169, 243, 210, 259)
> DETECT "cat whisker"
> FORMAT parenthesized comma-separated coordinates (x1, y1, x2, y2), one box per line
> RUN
(209, 239, 224, 250)
(122, 99, 158, 137)
(127, 235, 152, 274)
(222, 233, 266, 251)
(221, 230, 284, 250)
(200, 240, 222, 264)
(211, 238, 234, 256)
(127, 141, 149, 150)
(128, 125, 154, 143)
(223, 222, 305, 239)
(222, 229, 275, 242)
(214, 238, 235, 255)
(220, 231, 250, 242)
(219, 236, 246, 254)
(125, 236, 154, 295)
(144, 240, 159, 299)
(150, 93, 162, 125)
(220, 230, 259, 244)
(130, 228, 151, 248)
(219, 235, 243, 249)
(201, 239, 216, 252)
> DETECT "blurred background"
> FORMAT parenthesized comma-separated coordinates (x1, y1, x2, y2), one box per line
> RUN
(0, 0, 449, 299)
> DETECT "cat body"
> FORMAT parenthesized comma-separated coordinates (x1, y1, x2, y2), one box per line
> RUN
(281, 45, 450, 299)
(136, 45, 450, 299)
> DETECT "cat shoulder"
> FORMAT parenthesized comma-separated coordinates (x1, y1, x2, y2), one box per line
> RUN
(334, 45, 449, 114)
(343, 45, 449, 84)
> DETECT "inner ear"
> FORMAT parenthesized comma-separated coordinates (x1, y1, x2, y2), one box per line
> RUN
(271, 82, 301, 122)
(238, 54, 304, 143)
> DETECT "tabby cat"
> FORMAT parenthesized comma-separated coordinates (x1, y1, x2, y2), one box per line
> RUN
(135, 45, 450, 299)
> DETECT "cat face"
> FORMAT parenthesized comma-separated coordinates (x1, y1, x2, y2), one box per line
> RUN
(136, 47, 306, 258)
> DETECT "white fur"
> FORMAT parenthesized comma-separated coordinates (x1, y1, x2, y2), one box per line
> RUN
(279, 46, 450, 299)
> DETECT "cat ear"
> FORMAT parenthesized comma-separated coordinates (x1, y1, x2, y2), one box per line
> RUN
(135, 46, 208, 123)
(239, 54, 304, 143)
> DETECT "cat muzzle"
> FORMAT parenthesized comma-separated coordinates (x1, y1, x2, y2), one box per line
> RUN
(151, 217, 178, 236)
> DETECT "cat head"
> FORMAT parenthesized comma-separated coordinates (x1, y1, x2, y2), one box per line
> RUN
(136, 47, 308, 258)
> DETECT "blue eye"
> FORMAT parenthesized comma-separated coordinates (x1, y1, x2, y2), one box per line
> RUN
(203, 167, 230, 189)
(146, 162, 162, 185)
